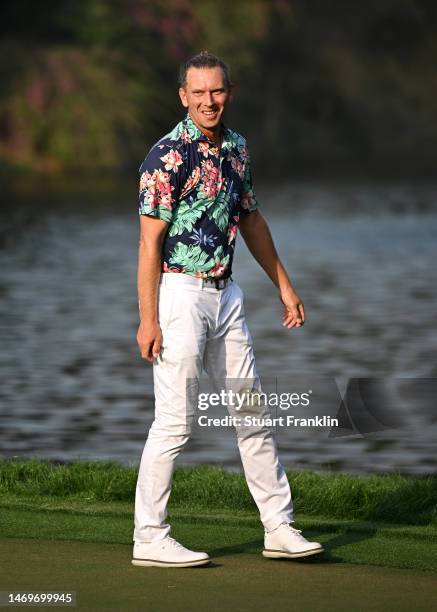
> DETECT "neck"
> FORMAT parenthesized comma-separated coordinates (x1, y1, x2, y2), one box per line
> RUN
(189, 113, 222, 144)
(203, 127, 221, 144)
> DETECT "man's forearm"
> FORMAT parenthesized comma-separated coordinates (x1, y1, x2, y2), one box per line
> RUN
(137, 239, 162, 323)
(239, 212, 295, 293)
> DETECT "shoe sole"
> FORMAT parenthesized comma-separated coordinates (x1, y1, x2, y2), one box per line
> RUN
(132, 557, 211, 568)
(263, 547, 324, 559)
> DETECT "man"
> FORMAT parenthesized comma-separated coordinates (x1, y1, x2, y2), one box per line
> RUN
(132, 51, 323, 567)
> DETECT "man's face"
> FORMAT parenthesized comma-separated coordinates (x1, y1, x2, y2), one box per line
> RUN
(178, 66, 233, 134)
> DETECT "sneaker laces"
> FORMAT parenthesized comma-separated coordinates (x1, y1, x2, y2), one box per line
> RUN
(284, 524, 302, 535)
(164, 536, 185, 550)
(280, 523, 308, 541)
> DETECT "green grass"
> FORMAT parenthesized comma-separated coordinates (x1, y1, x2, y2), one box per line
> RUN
(1, 458, 436, 525)
(1, 458, 437, 573)
(3, 540, 437, 612)
(1, 502, 437, 572)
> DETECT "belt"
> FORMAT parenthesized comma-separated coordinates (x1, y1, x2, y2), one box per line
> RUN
(159, 272, 233, 291)
(202, 276, 232, 290)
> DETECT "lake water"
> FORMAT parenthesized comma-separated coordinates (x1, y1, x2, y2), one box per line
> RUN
(1, 179, 436, 474)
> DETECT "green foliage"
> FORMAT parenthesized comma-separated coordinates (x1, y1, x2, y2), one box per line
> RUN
(1, 0, 437, 176)
(168, 198, 208, 236)
(169, 242, 212, 272)
(0, 46, 144, 173)
(207, 190, 231, 232)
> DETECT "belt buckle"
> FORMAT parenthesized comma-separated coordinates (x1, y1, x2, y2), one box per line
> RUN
(206, 276, 230, 290)
(209, 278, 223, 289)
(218, 276, 231, 289)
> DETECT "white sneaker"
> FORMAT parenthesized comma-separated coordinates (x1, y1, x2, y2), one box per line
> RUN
(263, 523, 324, 559)
(132, 536, 211, 568)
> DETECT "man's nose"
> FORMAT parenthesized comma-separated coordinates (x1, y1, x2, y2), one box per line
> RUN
(204, 92, 214, 106)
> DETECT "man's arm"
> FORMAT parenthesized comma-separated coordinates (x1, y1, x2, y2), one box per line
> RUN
(136, 139, 182, 360)
(239, 210, 305, 329)
(137, 215, 169, 362)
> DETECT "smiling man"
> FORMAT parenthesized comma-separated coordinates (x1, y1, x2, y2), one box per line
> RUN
(132, 51, 323, 567)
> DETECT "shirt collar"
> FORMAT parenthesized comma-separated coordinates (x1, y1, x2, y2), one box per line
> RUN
(183, 112, 234, 152)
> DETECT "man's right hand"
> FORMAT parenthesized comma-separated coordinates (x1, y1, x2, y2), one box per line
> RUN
(137, 320, 163, 362)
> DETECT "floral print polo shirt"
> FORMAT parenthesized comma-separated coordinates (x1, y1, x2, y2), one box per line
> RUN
(138, 112, 259, 280)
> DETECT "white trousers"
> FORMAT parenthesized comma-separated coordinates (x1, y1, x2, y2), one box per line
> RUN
(133, 272, 294, 543)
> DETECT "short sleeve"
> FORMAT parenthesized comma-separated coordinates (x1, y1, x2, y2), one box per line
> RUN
(239, 147, 259, 217)
(138, 141, 184, 223)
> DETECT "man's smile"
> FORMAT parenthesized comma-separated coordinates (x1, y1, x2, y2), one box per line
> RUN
(201, 109, 219, 119)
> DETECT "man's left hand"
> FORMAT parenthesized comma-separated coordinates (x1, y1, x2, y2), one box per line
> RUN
(280, 288, 305, 329)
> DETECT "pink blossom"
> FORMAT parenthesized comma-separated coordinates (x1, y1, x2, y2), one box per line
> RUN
(241, 189, 255, 210)
(140, 168, 175, 209)
(202, 159, 215, 173)
(180, 128, 192, 144)
(231, 155, 245, 179)
(180, 166, 201, 199)
(198, 142, 219, 158)
(227, 223, 238, 244)
(200, 159, 219, 185)
(160, 149, 183, 172)
(157, 169, 171, 183)
(163, 262, 182, 273)
(159, 193, 173, 209)
(139, 170, 156, 191)
(197, 142, 210, 157)
(201, 180, 218, 198)
(210, 260, 226, 277)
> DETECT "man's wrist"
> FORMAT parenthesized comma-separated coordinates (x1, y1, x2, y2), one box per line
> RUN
(139, 314, 158, 325)
(278, 284, 297, 297)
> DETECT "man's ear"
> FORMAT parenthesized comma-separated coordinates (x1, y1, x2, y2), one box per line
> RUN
(179, 87, 188, 108)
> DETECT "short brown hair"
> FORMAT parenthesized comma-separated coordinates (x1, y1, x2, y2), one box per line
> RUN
(178, 51, 232, 90)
